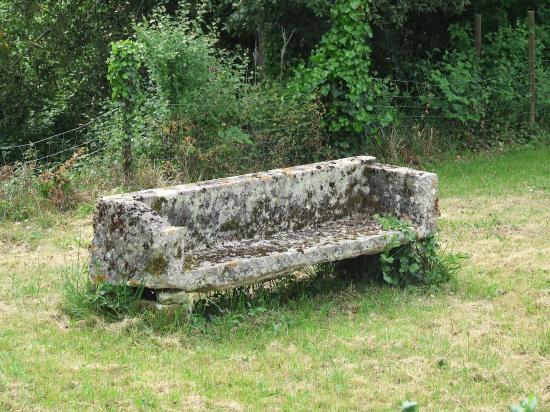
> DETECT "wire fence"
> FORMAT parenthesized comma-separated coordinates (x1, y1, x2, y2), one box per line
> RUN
(0, 109, 118, 170)
(0, 69, 547, 174)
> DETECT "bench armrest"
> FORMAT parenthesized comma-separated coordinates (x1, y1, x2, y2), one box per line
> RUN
(89, 198, 185, 288)
(365, 164, 438, 237)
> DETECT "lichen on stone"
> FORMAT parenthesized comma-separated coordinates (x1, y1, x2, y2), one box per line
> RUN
(183, 254, 198, 271)
(220, 218, 241, 232)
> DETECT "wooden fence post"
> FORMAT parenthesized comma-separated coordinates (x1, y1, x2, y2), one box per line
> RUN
(475, 14, 482, 60)
(528, 10, 536, 125)
(122, 103, 132, 186)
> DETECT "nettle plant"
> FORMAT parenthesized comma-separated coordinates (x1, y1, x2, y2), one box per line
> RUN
(375, 215, 463, 287)
(292, 0, 394, 154)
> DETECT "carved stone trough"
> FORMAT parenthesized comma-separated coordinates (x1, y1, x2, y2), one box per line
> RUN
(89, 156, 438, 304)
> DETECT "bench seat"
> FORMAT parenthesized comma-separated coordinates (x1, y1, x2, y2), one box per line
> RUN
(169, 216, 404, 291)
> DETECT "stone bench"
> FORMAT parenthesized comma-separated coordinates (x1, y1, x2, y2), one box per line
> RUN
(89, 156, 438, 300)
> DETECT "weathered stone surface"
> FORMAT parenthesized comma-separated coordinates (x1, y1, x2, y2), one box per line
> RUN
(89, 156, 438, 292)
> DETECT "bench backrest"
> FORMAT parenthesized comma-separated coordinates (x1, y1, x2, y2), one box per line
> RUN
(127, 157, 376, 250)
(107, 156, 437, 251)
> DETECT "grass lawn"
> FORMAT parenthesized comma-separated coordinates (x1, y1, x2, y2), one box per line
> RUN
(0, 145, 549, 411)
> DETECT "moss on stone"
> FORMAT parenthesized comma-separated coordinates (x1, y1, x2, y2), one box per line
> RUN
(145, 255, 167, 276)
(220, 218, 241, 232)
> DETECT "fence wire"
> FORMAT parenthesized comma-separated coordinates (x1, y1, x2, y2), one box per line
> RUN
(0, 70, 547, 173)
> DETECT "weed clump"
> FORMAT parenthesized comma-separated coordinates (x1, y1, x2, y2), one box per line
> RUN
(375, 214, 465, 287)
(62, 271, 144, 322)
(1, 149, 92, 223)
(61, 265, 192, 330)
(509, 395, 538, 412)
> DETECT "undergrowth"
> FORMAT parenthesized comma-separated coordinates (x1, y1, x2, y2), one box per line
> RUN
(61, 225, 463, 331)
(61, 266, 144, 322)
(375, 214, 465, 287)
(61, 263, 342, 330)
(61, 264, 193, 331)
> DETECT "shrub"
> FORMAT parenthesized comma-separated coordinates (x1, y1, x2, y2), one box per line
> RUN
(97, 6, 245, 178)
(376, 215, 464, 287)
(142, 81, 326, 179)
(0, 1, 142, 161)
(37, 148, 85, 211)
(95, 4, 327, 184)
(292, 0, 394, 155)
(237, 82, 327, 167)
(418, 22, 549, 146)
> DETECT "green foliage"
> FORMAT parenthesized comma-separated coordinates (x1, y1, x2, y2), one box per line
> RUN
(98, 7, 244, 176)
(62, 268, 144, 322)
(292, 0, 394, 154)
(1, 0, 548, 165)
(0, 163, 42, 221)
(419, 22, 549, 144)
(62, 264, 193, 331)
(376, 215, 463, 287)
(238, 82, 327, 166)
(467, 1, 547, 42)
(219, 0, 331, 79)
(509, 395, 538, 412)
(0, 150, 108, 223)
(107, 40, 143, 105)
(369, 0, 469, 79)
(97, 5, 327, 181)
(0, 0, 148, 159)
(135, 7, 245, 116)
(426, 61, 487, 125)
